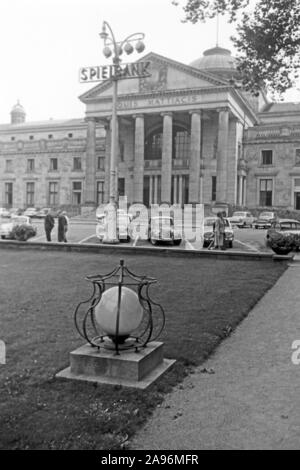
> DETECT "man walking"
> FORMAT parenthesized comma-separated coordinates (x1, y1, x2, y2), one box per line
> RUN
(44, 210, 55, 242)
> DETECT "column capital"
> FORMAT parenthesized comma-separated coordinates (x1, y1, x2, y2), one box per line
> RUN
(216, 106, 230, 114)
(132, 113, 144, 120)
(85, 116, 98, 122)
(189, 110, 202, 116)
(160, 111, 173, 118)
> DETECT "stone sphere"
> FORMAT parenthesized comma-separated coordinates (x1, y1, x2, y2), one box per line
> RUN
(95, 286, 143, 336)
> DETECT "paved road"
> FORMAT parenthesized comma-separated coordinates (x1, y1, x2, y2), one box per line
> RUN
(28, 220, 270, 253)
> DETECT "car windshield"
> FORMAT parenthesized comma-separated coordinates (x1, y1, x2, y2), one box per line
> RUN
(232, 212, 246, 217)
(204, 218, 229, 227)
(152, 217, 173, 228)
(11, 216, 28, 224)
(260, 212, 273, 219)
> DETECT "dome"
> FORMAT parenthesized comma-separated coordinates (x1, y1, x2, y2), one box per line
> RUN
(189, 46, 237, 78)
(10, 101, 26, 124)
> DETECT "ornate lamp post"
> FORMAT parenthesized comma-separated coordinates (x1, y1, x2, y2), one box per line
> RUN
(99, 22, 145, 242)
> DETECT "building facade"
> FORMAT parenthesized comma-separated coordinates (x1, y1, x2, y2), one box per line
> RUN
(1, 47, 300, 212)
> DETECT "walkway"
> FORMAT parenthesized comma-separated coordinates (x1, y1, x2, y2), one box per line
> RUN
(131, 255, 300, 450)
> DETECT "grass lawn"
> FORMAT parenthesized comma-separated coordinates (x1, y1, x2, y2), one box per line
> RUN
(0, 249, 286, 450)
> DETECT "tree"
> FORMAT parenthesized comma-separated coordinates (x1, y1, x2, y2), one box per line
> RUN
(172, 0, 300, 97)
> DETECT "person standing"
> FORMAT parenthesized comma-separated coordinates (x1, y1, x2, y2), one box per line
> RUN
(58, 211, 68, 243)
(214, 211, 226, 250)
(44, 210, 55, 242)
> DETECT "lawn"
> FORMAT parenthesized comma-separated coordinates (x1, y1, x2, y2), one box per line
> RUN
(0, 249, 286, 450)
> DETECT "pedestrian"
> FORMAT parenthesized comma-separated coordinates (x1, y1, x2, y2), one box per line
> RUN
(58, 211, 68, 243)
(44, 209, 55, 242)
(213, 211, 226, 250)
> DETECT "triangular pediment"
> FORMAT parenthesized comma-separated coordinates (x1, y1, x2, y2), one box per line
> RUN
(79, 52, 228, 102)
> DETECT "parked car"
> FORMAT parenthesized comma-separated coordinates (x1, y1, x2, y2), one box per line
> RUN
(203, 217, 234, 248)
(0, 215, 37, 240)
(0, 207, 11, 218)
(228, 211, 255, 228)
(253, 211, 277, 229)
(35, 207, 51, 218)
(265, 219, 300, 252)
(148, 215, 182, 246)
(9, 207, 23, 216)
(96, 209, 133, 242)
(23, 207, 39, 218)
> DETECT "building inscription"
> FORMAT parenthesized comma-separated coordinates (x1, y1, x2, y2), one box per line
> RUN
(117, 94, 199, 110)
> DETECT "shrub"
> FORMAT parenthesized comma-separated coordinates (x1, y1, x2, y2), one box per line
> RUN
(267, 230, 294, 255)
(11, 224, 36, 242)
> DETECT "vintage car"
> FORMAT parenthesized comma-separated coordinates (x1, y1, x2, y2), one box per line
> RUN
(23, 207, 39, 218)
(0, 207, 11, 218)
(253, 211, 277, 229)
(148, 216, 182, 246)
(35, 207, 51, 218)
(0, 215, 37, 240)
(203, 217, 234, 248)
(96, 209, 133, 242)
(265, 219, 300, 252)
(228, 211, 255, 228)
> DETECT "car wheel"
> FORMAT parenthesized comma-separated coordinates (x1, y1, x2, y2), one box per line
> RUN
(228, 241, 233, 248)
(173, 239, 182, 246)
(150, 239, 157, 246)
(1, 236, 5, 239)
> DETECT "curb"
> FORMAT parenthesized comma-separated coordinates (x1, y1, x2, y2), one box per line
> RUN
(0, 239, 294, 263)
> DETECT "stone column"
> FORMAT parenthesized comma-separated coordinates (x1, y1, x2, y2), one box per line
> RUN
(173, 175, 178, 204)
(179, 175, 183, 206)
(189, 110, 202, 203)
(85, 117, 96, 205)
(149, 175, 153, 205)
(104, 120, 111, 203)
(154, 176, 158, 204)
(239, 175, 243, 206)
(161, 112, 173, 203)
(216, 108, 229, 203)
(133, 114, 144, 204)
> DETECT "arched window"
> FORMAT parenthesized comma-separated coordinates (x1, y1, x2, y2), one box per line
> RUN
(145, 125, 190, 160)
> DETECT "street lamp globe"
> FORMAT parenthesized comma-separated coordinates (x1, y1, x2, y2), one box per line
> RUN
(135, 40, 145, 53)
(94, 286, 143, 340)
(103, 46, 112, 58)
(124, 42, 134, 55)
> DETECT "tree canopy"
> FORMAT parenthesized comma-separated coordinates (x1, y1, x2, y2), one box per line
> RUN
(172, 0, 300, 97)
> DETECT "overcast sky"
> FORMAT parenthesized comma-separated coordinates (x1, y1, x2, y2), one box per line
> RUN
(1, 0, 299, 124)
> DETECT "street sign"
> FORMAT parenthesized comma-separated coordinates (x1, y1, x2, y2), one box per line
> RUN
(79, 61, 151, 83)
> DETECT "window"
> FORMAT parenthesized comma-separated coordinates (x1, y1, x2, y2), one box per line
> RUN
(97, 156, 105, 171)
(26, 182, 35, 205)
(72, 181, 82, 205)
(11, 137, 15, 141)
(118, 178, 125, 197)
(68, 133, 73, 138)
(295, 149, 300, 166)
(73, 157, 82, 171)
(5, 160, 13, 172)
(145, 132, 163, 160)
(259, 179, 273, 206)
(261, 150, 273, 165)
(119, 140, 125, 162)
(27, 159, 35, 172)
(49, 182, 58, 206)
(5, 182, 13, 206)
(29, 135, 34, 140)
(212, 176, 217, 202)
(49, 158, 58, 171)
(97, 181, 105, 205)
(48, 134, 53, 139)
(173, 130, 190, 160)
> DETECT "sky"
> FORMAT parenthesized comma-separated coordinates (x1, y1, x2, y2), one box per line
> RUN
(0, 0, 299, 124)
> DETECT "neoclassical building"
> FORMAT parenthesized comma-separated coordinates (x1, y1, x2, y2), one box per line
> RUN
(1, 46, 300, 211)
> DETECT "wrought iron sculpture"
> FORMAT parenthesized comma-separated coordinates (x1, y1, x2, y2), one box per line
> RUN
(74, 259, 165, 355)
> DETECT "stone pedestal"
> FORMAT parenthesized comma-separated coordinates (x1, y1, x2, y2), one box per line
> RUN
(56, 341, 175, 389)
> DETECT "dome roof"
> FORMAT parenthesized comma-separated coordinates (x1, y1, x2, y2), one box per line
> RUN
(189, 46, 237, 76)
(11, 101, 26, 115)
